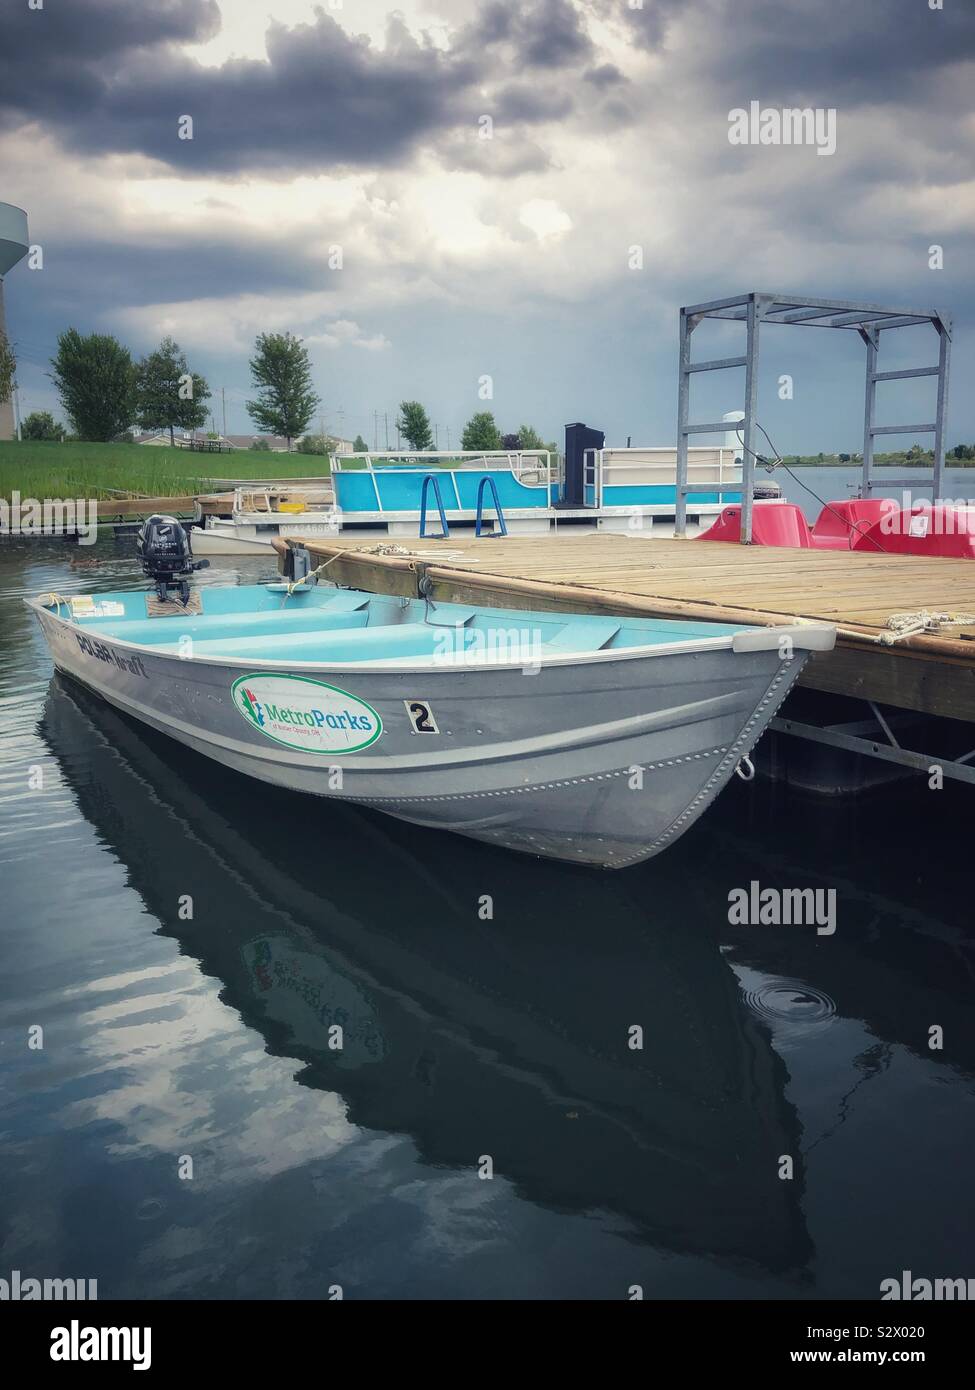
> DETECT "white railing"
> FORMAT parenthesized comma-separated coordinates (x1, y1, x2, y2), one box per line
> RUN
(331, 450, 558, 505)
(582, 446, 741, 509)
(233, 484, 334, 517)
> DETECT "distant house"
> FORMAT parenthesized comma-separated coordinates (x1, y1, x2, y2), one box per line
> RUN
(135, 430, 355, 454)
(133, 430, 179, 446)
(222, 434, 292, 451)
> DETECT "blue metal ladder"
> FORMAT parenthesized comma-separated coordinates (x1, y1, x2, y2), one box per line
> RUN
(419, 474, 450, 538)
(475, 475, 508, 537)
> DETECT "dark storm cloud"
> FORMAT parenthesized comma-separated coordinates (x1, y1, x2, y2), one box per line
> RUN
(0, 9, 476, 173)
(584, 64, 626, 89)
(622, 0, 975, 103)
(0, 0, 601, 175)
(34, 234, 327, 315)
(0, 0, 220, 121)
(460, 0, 594, 68)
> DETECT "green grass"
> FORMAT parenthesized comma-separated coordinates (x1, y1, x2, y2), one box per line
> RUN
(784, 450, 975, 467)
(0, 439, 333, 502)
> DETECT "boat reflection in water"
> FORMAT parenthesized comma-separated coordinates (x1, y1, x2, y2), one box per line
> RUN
(42, 675, 812, 1276)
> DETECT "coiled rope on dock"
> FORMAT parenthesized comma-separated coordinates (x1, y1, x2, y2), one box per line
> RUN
(881, 611, 975, 643)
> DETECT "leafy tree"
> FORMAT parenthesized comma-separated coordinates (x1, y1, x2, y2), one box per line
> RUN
(397, 400, 433, 451)
(0, 331, 15, 407)
(22, 410, 65, 442)
(353, 434, 368, 453)
(501, 432, 521, 450)
(249, 438, 271, 450)
(517, 424, 545, 451)
(135, 336, 211, 445)
(951, 443, 975, 461)
(461, 411, 501, 451)
(838, 452, 851, 463)
(51, 329, 137, 441)
(297, 435, 334, 456)
(246, 332, 320, 448)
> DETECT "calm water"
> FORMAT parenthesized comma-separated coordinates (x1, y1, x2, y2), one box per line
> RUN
(1, 524, 974, 1300)
(778, 464, 975, 519)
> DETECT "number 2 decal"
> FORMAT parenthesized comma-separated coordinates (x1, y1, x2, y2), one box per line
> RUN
(404, 699, 439, 734)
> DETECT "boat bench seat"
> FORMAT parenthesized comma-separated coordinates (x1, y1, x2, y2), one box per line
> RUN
(175, 622, 459, 663)
(187, 618, 631, 663)
(87, 598, 371, 646)
(544, 619, 622, 653)
(158, 611, 371, 656)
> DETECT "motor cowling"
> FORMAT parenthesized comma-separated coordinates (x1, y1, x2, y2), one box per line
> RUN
(136, 514, 208, 603)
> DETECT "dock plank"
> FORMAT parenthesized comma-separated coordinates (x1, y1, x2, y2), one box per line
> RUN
(281, 534, 975, 717)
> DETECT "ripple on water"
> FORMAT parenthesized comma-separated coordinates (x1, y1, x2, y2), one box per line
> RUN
(740, 977, 837, 1042)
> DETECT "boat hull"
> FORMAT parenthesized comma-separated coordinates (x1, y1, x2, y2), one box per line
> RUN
(32, 603, 811, 868)
(190, 526, 277, 555)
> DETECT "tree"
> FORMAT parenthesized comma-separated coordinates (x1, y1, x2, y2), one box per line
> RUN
(297, 435, 334, 456)
(0, 331, 15, 408)
(51, 329, 136, 441)
(135, 336, 210, 445)
(22, 411, 65, 442)
(517, 425, 545, 450)
(353, 434, 368, 453)
(397, 400, 433, 451)
(246, 332, 320, 448)
(501, 432, 521, 450)
(461, 411, 501, 451)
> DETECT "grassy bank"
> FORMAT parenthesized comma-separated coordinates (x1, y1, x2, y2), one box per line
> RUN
(785, 450, 975, 467)
(0, 439, 333, 502)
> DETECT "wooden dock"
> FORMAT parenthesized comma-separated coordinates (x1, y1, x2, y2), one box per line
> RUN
(96, 495, 197, 520)
(278, 533, 975, 723)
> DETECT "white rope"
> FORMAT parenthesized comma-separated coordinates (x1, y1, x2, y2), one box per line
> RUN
(284, 543, 474, 597)
(880, 610, 975, 644)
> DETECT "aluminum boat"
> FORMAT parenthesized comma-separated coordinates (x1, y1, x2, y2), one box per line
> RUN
(28, 576, 834, 868)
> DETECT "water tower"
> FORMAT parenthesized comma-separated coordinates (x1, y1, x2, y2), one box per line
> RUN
(0, 202, 29, 440)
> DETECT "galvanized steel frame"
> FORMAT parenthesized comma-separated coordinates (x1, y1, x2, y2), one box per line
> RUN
(675, 293, 953, 542)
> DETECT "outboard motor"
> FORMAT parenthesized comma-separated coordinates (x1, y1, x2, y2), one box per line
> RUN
(136, 514, 209, 605)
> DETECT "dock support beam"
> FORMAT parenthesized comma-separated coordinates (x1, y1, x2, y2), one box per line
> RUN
(675, 308, 693, 538)
(932, 315, 952, 502)
(859, 326, 878, 498)
(740, 297, 763, 545)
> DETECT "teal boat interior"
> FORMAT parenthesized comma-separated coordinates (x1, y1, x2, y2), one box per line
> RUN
(44, 584, 758, 664)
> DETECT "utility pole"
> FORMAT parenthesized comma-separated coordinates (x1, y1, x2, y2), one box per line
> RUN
(12, 382, 22, 441)
(446, 425, 451, 451)
(222, 386, 227, 438)
(384, 411, 389, 450)
(434, 423, 439, 448)
(373, 410, 379, 451)
(319, 413, 328, 462)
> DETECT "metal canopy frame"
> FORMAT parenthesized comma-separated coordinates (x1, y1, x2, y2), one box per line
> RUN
(674, 292, 953, 543)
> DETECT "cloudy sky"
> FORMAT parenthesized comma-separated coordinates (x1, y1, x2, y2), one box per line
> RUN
(1, 0, 972, 452)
